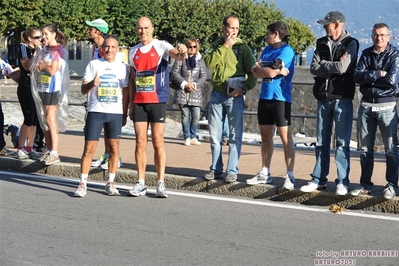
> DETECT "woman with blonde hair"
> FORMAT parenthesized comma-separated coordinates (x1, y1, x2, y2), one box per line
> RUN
(171, 38, 207, 146)
(31, 24, 70, 165)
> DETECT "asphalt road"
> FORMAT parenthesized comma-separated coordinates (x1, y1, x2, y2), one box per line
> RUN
(0, 171, 398, 266)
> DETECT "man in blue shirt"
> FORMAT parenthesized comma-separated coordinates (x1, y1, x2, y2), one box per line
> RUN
(247, 21, 296, 189)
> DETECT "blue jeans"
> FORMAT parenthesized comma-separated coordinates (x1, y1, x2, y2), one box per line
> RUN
(358, 104, 399, 189)
(222, 116, 229, 139)
(180, 105, 200, 139)
(208, 92, 244, 175)
(311, 99, 353, 187)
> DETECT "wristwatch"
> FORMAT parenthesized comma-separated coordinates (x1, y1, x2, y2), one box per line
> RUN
(242, 89, 246, 95)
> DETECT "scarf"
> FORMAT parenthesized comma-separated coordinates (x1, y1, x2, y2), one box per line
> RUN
(186, 54, 196, 70)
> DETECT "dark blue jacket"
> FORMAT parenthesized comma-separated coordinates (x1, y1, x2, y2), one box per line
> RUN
(354, 43, 399, 103)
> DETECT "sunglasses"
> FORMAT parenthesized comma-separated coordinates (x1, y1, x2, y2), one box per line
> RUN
(188, 46, 197, 49)
(32, 36, 42, 39)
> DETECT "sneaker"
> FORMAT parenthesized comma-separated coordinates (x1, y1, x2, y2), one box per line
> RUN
(127, 183, 147, 197)
(300, 182, 327, 192)
(350, 186, 371, 196)
(42, 153, 60, 165)
(336, 184, 348, 196)
(16, 149, 29, 159)
(105, 182, 120, 196)
(91, 154, 108, 168)
(282, 174, 295, 190)
(0, 147, 15, 156)
(156, 182, 168, 198)
(28, 150, 41, 160)
(190, 138, 201, 146)
(224, 173, 237, 183)
(383, 184, 396, 200)
(73, 182, 87, 197)
(203, 171, 224, 181)
(100, 157, 122, 170)
(184, 138, 191, 146)
(39, 151, 50, 162)
(246, 172, 273, 185)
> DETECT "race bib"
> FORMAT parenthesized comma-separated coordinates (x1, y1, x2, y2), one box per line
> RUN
(136, 70, 155, 92)
(38, 72, 51, 91)
(98, 81, 119, 103)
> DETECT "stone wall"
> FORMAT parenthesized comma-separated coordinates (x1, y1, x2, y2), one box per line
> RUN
(167, 66, 397, 145)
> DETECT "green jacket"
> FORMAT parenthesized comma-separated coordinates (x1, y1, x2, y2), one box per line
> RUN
(204, 37, 257, 93)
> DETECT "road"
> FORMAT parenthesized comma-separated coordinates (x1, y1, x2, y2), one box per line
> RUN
(0, 171, 398, 266)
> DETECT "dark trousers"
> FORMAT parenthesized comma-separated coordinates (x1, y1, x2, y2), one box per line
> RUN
(0, 102, 6, 149)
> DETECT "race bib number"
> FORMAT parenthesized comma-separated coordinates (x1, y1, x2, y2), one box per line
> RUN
(136, 71, 155, 92)
(98, 81, 119, 103)
(38, 72, 51, 91)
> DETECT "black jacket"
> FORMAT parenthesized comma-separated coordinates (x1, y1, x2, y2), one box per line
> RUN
(311, 32, 359, 100)
(354, 43, 399, 103)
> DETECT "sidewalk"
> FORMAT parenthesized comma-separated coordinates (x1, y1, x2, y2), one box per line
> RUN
(1, 127, 397, 214)
(55, 128, 389, 189)
(1, 79, 398, 213)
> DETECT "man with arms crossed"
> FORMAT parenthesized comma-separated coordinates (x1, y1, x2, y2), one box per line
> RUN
(352, 23, 399, 200)
(300, 11, 359, 195)
(247, 21, 296, 189)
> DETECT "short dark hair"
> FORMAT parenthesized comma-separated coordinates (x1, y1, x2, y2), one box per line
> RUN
(267, 21, 290, 42)
(373, 23, 390, 31)
(223, 14, 239, 27)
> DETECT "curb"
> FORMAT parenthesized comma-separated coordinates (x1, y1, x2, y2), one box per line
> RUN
(1, 157, 398, 214)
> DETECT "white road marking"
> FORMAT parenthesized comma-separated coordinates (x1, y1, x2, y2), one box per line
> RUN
(2, 170, 399, 222)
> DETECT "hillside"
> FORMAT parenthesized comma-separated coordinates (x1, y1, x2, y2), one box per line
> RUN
(269, 0, 399, 64)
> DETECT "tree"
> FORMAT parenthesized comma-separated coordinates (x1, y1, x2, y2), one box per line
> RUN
(0, 0, 315, 56)
(285, 18, 315, 54)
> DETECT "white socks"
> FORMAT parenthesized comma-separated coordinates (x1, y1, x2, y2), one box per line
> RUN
(80, 173, 88, 184)
(260, 167, 270, 175)
(108, 173, 116, 183)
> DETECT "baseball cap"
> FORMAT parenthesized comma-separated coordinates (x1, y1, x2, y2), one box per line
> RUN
(85, 19, 109, 34)
(317, 11, 345, 25)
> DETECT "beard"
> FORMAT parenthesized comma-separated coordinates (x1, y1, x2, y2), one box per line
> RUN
(87, 37, 94, 44)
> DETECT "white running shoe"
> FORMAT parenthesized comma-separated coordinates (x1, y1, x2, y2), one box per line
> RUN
(190, 138, 201, 146)
(16, 149, 29, 159)
(91, 154, 107, 168)
(74, 182, 87, 197)
(300, 182, 327, 193)
(127, 183, 147, 197)
(105, 182, 120, 196)
(336, 184, 348, 196)
(184, 138, 191, 146)
(100, 157, 122, 170)
(246, 172, 273, 185)
(282, 174, 295, 190)
(155, 182, 168, 198)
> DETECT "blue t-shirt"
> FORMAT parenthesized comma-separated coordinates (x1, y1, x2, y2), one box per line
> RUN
(259, 44, 295, 103)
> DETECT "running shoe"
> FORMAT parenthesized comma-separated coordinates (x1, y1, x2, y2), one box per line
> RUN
(74, 182, 87, 197)
(127, 183, 147, 197)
